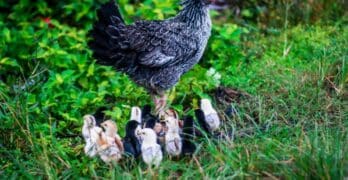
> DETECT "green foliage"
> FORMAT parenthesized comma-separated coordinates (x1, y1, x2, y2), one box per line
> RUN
(0, 0, 347, 179)
(222, 0, 347, 27)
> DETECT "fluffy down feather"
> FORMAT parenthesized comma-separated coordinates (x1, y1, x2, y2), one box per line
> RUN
(82, 115, 103, 157)
(123, 107, 142, 158)
(99, 120, 124, 162)
(181, 116, 196, 156)
(138, 128, 163, 167)
(200, 99, 220, 131)
(162, 109, 182, 156)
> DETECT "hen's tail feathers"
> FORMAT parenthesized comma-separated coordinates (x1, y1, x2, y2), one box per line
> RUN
(88, 1, 134, 71)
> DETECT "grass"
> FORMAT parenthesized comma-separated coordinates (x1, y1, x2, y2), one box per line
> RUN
(1, 17, 347, 180)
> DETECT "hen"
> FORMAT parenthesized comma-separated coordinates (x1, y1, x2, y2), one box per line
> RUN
(89, 0, 213, 114)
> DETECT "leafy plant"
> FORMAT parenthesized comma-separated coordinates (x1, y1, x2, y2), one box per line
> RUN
(0, 0, 347, 179)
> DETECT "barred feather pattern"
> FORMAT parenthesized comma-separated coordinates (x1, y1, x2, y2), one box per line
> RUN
(88, 0, 212, 94)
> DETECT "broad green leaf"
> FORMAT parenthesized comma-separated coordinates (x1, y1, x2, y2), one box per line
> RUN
(55, 74, 64, 84)
(0, 57, 19, 67)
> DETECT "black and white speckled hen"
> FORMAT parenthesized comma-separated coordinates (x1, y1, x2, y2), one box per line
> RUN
(89, 0, 213, 114)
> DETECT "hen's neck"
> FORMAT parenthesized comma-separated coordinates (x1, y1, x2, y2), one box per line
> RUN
(176, 3, 210, 29)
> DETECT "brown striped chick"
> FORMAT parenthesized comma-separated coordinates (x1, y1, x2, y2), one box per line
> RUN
(162, 109, 182, 157)
(99, 120, 124, 163)
(82, 115, 103, 157)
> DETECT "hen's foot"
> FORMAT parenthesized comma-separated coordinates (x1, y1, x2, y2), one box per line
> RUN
(152, 94, 167, 116)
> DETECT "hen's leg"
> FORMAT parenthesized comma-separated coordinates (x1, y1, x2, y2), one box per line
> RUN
(152, 93, 167, 115)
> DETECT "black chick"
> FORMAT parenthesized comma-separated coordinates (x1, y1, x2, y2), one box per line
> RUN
(141, 105, 158, 129)
(141, 104, 166, 146)
(123, 120, 141, 158)
(181, 116, 196, 156)
(194, 109, 211, 137)
(123, 106, 142, 158)
(93, 107, 108, 126)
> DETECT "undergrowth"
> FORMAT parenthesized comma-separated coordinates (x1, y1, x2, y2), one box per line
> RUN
(0, 0, 347, 179)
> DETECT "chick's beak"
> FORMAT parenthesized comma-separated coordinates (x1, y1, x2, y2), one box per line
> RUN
(136, 130, 144, 142)
(100, 124, 106, 131)
(136, 129, 141, 136)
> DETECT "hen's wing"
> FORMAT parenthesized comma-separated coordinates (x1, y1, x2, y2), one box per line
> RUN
(105, 20, 198, 68)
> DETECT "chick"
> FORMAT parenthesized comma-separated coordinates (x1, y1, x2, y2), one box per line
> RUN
(82, 115, 96, 140)
(162, 109, 182, 156)
(141, 105, 158, 129)
(93, 107, 108, 126)
(195, 109, 225, 140)
(82, 115, 103, 157)
(181, 116, 196, 156)
(123, 107, 142, 158)
(194, 109, 211, 137)
(200, 99, 221, 131)
(99, 120, 124, 163)
(130, 106, 142, 124)
(142, 105, 165, 144)
(137, 128, 163, 168)
(130, 106, 143, 141)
